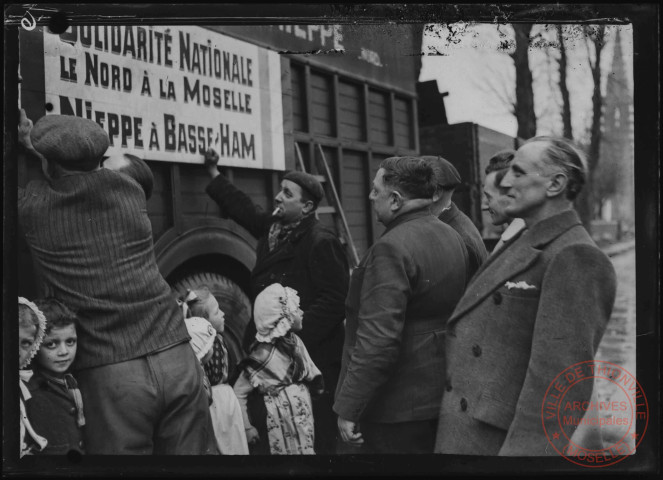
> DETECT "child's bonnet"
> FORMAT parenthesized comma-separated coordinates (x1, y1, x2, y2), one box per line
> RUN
(18, 297, 47, 370)
(253, 283, 300, 342)
(18, 297, 48, 455)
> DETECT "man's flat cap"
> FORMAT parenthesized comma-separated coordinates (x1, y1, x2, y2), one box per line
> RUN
(30, 115, 109, 171)
(423, 155, 462, 188)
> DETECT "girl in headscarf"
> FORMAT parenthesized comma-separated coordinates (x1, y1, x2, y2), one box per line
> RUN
(18, 297, 48, 457)
(233, 283, 324, 455)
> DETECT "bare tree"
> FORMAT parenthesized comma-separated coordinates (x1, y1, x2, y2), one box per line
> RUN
(576, 25, 607, 229)
(510, 24, 537, 139)
(557, 25, 573, 139)
(424, 23, 537, 138)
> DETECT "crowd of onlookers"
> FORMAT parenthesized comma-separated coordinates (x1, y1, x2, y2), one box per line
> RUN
(17, 110, 616, 457)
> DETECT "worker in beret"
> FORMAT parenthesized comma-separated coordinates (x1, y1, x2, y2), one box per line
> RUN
(204, 148, 349, 454)
(424, 155, 488, 281)
(17, 111, 218, 455)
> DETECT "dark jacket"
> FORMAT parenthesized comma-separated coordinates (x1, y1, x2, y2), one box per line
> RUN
(26, 369, 85, 455)
(333, 209, 468, 423)
(206, 174, 349, 373)
(435, 210, 616, 455)
(18, 161, 188, 369)
(438, 202, 488, 281)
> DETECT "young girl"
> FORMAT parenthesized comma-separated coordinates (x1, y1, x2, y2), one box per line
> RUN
(18, 297, 48, 457)
(27, 298, 86, 455)
(183, 286, 229, 386)
(233, 283, 324, 455)
(182, 287, 249, 455)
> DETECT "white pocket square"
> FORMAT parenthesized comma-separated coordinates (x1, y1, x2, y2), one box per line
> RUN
(504, 281, 537, 290)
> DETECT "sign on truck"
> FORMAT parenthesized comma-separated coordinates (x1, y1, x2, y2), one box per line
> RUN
(43, 25, 285, 168)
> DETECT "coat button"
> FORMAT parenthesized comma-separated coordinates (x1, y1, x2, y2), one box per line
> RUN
(493, 292, 503, 305)
(69, 407, 77, 415)
(460, 398, 468, 411)
(472, 344, 482, 357)
(445, 381, 453, 392)
(79, 441, 84, 448)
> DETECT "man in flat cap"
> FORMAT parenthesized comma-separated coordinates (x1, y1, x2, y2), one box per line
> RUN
(18, 111, 218, 455)
(204, 148, 349, 454)
(425, 155, 487, 281)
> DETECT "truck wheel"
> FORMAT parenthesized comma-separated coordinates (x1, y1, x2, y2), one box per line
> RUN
(171, 272, 251, 382)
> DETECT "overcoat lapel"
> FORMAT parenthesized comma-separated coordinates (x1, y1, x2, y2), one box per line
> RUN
(447, 209, 582, 326)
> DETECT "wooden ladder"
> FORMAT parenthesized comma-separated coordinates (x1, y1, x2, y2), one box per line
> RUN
(294, 143, 360, 268)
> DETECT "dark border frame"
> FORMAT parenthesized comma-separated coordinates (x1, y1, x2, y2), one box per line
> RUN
(3, 2, 659, 477)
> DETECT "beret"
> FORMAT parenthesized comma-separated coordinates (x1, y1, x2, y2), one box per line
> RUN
(30, 115, 110, 171)
(283, 171, 324, 204)
(423, 155, 462, 188)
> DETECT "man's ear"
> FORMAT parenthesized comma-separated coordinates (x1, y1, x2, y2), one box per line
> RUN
(302, 200, 315, 214)
(547, 172, 568, 198)
(390, 190, 405, 211)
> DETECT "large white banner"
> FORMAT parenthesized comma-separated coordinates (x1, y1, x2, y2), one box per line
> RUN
(43, 25, 285, 170)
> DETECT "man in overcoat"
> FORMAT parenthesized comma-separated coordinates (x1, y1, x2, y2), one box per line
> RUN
(334, 156, 468, 453)
(204, 148, 349, 454)
(425, 155, 487, 280)
(434, 136, 617, 456)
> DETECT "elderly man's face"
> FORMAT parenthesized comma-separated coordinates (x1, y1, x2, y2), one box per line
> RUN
(500, 142, 554, 223)
(482, 171, 512, 226)
(369, 168, 397, 226)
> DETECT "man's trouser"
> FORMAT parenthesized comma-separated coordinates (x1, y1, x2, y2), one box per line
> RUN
(77, 342, 218, 454)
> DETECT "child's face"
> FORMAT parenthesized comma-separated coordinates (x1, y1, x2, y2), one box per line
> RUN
(290, 307, 304, 332)
(19, 323, 38, 368)
(203, 295, 225, 333)
(36, 325, 77, 376)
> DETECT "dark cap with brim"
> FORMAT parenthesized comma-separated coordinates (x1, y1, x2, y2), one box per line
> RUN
(422, 155, 462, 188)
(283, 171, 324, 204)
(30, 115, 110, 172)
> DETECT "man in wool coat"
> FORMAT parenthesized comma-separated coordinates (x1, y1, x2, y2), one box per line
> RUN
(425, 155, 487, 280)
(434, 136, 617, 456)
(334, 156, 468, 453)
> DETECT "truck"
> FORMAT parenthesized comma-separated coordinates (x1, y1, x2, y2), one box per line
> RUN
(16, 22, 426, 370)
(417, 79, 520, 252)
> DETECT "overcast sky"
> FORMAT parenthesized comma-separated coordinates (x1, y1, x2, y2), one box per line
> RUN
(419, 23, 634, 140)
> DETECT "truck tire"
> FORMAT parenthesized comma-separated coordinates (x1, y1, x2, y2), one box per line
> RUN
(171, 272, 251, 382)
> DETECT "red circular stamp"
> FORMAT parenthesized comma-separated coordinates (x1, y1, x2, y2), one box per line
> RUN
(541, 360, 648, 467)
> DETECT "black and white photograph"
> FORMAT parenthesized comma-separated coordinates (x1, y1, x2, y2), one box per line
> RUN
(3, 3, 659, 477)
